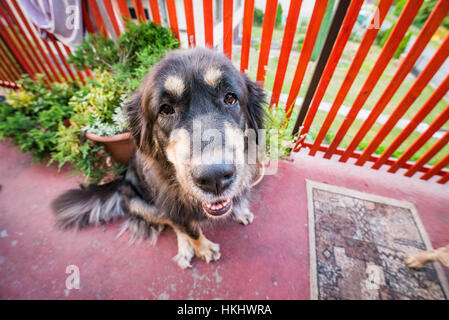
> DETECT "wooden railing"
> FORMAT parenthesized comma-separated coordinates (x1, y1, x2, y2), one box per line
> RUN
(1, 0, 449, 183)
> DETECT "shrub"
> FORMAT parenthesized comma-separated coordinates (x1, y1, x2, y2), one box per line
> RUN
(394, 32, 412, 59)
(50, 70, 128, 183)
(68, 20, 179, 91)
(297, 35, 305, 51)
(275, 4, 283, 28)
(254, 8, 264, 26)
(0, 75, 78, 161)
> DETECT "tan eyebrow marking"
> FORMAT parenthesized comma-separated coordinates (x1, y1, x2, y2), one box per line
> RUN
(203, 67, 222, 87)
(164, 76, 185, 96)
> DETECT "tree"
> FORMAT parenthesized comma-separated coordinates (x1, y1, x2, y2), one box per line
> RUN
(413, 0, 449, 29)
(275, 4, 283, 28)
(254, 8, 264, 26)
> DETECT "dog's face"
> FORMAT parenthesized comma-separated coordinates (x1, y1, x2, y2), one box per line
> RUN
(126, 49, 264, 218)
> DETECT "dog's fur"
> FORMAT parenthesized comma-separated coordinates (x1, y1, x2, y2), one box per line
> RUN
(52, 48, 265, 269)
(405, 245, 449, 269)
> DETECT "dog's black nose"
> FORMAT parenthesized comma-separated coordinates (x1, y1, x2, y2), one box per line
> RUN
(193, 164, 236, 195)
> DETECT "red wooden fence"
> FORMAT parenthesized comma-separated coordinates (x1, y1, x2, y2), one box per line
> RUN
(1, 0, 449, 184)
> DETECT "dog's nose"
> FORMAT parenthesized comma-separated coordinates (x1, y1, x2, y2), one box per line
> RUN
(193, 164, 236, 195)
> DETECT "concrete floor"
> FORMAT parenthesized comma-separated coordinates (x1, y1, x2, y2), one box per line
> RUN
(0, 140, 448, 299)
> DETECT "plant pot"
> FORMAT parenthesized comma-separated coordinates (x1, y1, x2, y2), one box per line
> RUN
(85, 132, 136, 165)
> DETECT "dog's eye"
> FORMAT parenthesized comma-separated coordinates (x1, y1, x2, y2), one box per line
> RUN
(224, 93, 237, 105)
(159, 104, 175, 116)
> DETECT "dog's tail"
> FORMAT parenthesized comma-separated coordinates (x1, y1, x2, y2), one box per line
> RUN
(51, 178, 127, 229)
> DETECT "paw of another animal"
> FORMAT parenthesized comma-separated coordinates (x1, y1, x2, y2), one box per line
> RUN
(196, 241, 221, 263)
(235, 211, 254, 225)
(405, 254, 425, 269)
(173, 252, 193, 269)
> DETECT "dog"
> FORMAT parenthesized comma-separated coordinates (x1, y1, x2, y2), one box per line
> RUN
(405, 245, 449, 269)
(52, 48, 265, 269)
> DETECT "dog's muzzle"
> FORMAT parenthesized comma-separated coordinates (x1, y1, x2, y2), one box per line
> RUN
(193, 164, 235, 217)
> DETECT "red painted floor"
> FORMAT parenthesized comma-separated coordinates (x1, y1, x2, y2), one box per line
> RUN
(0, 140, 448, 299)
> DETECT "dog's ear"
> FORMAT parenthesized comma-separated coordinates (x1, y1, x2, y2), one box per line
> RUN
(124, 90, 152, 153)
(243, 74, 266, 142)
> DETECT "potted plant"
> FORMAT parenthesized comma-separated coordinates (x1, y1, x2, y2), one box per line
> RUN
(84, 105, 134, 165)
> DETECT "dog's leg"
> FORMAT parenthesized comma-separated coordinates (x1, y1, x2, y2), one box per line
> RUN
(173, 229, 195, 269)
(119, 197, 165, 244)
(232, 198, 254, 225)
(172, 223, 220, 268)
(405, 245, 449, 269)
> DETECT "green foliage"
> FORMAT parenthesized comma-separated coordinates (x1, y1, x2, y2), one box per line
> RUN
(2, 21, 177, 183)
(393, 0, 407, 17)
(50, 70, 128, 183)
(413, 0, 449, 29)
(0, 75, 78, 161)
(275, 4, 283, 28)
(394, 32, 412, 59)
(375, 26, 392, 47)
(297, 35, 305, 51)
(253, 8, 264, 26)
(67, 33, 118, 71)
(263, 105, 300, 159)
(68, 20, 179, 91)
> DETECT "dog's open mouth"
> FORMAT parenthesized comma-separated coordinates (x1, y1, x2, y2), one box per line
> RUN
(202, 199, 233, 217)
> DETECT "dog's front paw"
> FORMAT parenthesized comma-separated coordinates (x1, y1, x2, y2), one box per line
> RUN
(234, 210, 254, 225)
(195, 240, 221, 263)
(405, 254, 425, 269)
(173, 251, 193, 269)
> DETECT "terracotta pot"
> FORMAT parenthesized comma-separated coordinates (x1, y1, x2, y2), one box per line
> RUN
(85, 132, 136, 165)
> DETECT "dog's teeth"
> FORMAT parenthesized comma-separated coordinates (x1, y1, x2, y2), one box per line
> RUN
(217, 204, 223, 209)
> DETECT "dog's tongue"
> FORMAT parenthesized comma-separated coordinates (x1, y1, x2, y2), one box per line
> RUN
(202, 199, 232, 216)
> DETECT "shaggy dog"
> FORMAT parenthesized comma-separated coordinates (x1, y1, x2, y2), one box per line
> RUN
(52, 48, 265, 269)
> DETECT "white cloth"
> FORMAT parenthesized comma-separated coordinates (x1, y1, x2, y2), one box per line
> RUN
(19, 0, 84, 47)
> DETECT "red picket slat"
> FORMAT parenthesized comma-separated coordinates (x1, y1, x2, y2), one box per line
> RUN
(285, 0, 328, 118)
(269, 0, 303, 107)
(0, 5, 42, 76)
(294, 0, 364, 150)
(389, 104, 449, 173)
(240, 0, 255, 72)
(0, 57, 14, 82)
(0, 42, 21, 80)
(0, 20, 35, 77)
(352, 0, 449, 166)
(309, 0, 394, 155)
(3, 1, 54, 82)
(49, 36, 79, 84)
(437, 171, 449, 184)
(132, 0, 147, 22)
(63, 44, 86, 85)
(166, 0, 180, 40)
(421, 152, 449, 180)
(149, 0, 162, 25)
(42, 38, 69, 82)
(223, 0, 233, 59)
(87, 0, 108, 36)
(117, 0, 131, 20)
(10, 0, 61, 82)
(203, 0, 214, 48)
(183, 0, 196, 47)
(404, 130, 449, 177)
(256, 0, 278, 83)
(325, 0, 423, 159)
(361, 34, 449, 168)
(103, 0, 121, 36)
(374, 73, 449, 170)
(339, 0, 449, 164)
